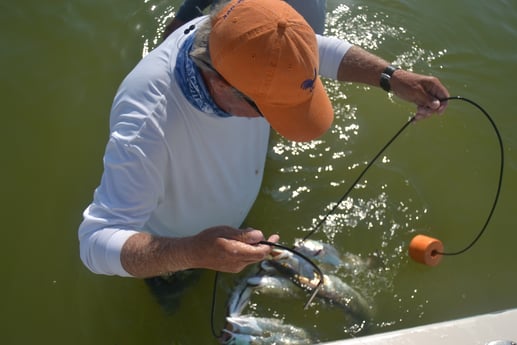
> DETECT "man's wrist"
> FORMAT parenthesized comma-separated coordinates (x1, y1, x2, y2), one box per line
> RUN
(380, 65, 400, 92)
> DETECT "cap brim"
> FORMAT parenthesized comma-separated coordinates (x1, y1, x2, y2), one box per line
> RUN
(258, 78, 334, 142)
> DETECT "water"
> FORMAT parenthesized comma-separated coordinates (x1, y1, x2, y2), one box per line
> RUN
(1, 0, 516, 344)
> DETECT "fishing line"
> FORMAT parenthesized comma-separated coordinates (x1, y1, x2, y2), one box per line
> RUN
(301, 96, 504, 260)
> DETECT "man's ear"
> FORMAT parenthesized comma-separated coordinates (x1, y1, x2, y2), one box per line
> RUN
(202, 69, 226, 94)
(209, 74, 228, 93)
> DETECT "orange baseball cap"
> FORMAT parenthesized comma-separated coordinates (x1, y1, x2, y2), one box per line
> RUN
(209, 0, 334, 142)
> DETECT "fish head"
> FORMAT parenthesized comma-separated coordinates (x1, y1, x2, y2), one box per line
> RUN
(219, 329, 254, 345)
(294, 239, 343, 267)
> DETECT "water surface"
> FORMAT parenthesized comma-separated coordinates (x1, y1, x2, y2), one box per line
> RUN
(1, 0, 516, 344)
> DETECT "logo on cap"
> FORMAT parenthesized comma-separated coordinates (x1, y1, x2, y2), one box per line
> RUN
(300, 69, 317, 92)
(222, 0, 245, 19)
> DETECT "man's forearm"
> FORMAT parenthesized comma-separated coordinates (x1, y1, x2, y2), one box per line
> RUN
(337, 45, 391, 86)
(119, 226, 279, 278)
(336, 45, 449, 118)
(120, 232, 194, 278)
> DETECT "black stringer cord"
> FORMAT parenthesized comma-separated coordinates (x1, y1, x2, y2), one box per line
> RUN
(303, 96, 504, 257)
(302, 114, 417, 241)
(436, 97, 504, 255)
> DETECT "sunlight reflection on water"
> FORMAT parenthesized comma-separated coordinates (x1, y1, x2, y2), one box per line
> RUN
(141, 1, 175, 56)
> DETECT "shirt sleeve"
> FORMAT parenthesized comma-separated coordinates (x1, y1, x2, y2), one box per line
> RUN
(78, 49, 172, 277)
(317, 34, 353, 80)
(78, 132, 168, 276)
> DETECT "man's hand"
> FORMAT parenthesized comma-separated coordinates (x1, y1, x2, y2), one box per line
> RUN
(337, 46, 450, 120)
(390, 69, 449, 120)
(190, 226, 280, 273)
(120, 226, 279, 277)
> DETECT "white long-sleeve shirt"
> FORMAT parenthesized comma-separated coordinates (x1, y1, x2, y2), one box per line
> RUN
(78, 16, 351, 277)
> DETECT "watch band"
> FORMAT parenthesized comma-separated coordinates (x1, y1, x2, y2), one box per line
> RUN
(380, 65, 400, 92)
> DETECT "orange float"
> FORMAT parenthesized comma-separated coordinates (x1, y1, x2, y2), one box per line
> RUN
(408, 234, 444, 266)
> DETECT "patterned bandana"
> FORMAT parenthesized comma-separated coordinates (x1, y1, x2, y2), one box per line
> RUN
(174, 34, 231, 118)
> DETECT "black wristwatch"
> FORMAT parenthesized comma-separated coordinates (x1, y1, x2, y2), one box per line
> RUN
(380, 65, 400, 92)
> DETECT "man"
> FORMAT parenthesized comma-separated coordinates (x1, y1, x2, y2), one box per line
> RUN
(163, 0, 326, 37)
(79, 0, 448, 280)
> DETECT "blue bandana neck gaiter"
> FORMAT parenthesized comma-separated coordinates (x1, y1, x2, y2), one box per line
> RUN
(174, 34, 231, 118)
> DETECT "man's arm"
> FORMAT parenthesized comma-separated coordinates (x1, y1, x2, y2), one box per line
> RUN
(120, 227, 279, 278)
(337, 45, 450, 119)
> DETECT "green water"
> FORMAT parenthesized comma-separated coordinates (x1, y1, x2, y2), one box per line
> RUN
(1, 0, 516, 344)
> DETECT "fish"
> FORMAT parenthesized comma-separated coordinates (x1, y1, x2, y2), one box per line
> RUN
(263, 245, 372, 323)
(227, 274, 255, 317)
(227, 275, 303, 317)
(221, 331, 312, 345)
(221, 315, 313, 345)
(246, 275, 303, 299)
(294, 239, 344, 269)
(220, 240, 373, 344)
(313, 274, 371, 323)
(226, 315, 312, 339)
(295, 239, 383, 274)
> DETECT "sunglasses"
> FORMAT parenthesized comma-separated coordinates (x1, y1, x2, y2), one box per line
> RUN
(190, 55, 263, 117)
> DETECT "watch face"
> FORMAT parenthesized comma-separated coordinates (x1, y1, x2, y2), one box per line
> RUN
(380, 73, 392, 92)
(380, 65, 399, 92)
